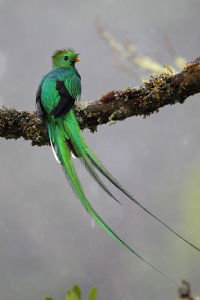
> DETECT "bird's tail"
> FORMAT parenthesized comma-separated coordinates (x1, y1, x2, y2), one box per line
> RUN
(54, 109, 200, 254)
(46, 109, 176, 283)
(85, 146, 200, 253)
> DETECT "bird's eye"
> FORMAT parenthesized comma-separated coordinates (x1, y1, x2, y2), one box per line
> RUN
(64, 56, 68, 60)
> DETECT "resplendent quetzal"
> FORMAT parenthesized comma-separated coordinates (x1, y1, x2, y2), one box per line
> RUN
(36, 49, 199, 281)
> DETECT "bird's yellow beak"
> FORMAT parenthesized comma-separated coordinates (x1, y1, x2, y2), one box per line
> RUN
(75, 57, 80, 62)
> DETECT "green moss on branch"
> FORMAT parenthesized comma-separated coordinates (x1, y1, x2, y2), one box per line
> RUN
(0, 57, 200, 146)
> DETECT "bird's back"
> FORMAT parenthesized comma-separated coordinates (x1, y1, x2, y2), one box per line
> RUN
(40, 68, 80, 117)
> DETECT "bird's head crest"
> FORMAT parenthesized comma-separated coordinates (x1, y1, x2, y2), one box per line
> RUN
(52, 49, 80, 68)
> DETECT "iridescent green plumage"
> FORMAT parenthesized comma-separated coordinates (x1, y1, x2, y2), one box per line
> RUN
(36, 49, 199, 284)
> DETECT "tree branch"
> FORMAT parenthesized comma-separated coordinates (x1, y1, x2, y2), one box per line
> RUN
(0, 57, 200, 146)
(178, 280, 197, 300)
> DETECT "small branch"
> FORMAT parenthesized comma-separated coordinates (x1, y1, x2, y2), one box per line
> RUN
(0, 57, 200, 146)
(177, 280, 200, 300)
(95, 16, 187, 74)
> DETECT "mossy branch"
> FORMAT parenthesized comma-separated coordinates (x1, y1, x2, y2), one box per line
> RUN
(0, 57, 200, 146)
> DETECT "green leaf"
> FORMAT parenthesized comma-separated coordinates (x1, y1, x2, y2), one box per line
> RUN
(72, 285, 81, 299)
(88, 286, 97, 300)
(66, 289, 80, 300)
(44, 298, 54, 300)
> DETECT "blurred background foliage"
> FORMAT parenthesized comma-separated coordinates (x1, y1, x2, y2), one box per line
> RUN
(182, 158, 200, 245)
(44, 285, 126, 300)
(95, 16, 187, 76)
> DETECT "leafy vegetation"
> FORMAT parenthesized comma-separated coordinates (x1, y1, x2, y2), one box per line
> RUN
(44, 285, 126, 300)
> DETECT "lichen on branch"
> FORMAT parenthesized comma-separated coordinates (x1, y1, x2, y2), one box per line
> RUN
(0, 57, 200, 146)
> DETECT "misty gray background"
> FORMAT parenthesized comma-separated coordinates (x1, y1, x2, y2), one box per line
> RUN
(0, 0, 200, 299)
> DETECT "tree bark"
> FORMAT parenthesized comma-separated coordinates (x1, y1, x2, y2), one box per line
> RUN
(0, 57, 200, 146)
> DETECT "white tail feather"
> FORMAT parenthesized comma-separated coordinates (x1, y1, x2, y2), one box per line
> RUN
(50, 140, 60, 163)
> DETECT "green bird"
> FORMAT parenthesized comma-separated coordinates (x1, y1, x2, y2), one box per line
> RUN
(36, 49, 199, 282)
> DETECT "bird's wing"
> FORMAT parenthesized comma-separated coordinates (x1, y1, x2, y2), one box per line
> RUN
(36, 75, 46, 120)
(50, 72, 81, 118)
(50, 80, 75, 119)
(65, 72, 81, 101)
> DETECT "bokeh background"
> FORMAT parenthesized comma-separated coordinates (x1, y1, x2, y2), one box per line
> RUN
(0, 0, 200, 299)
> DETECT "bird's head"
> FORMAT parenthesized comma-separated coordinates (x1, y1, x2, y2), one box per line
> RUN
(52, 49, 80, 68)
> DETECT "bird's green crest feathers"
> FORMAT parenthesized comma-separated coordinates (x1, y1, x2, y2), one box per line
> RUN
(52, 49, 79, 68)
